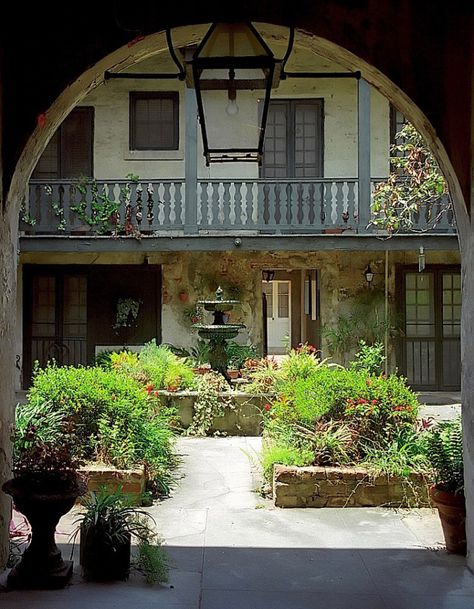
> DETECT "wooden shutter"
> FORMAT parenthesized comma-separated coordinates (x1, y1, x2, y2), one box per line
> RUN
(60, 107, 94, 177)
(32, 107, 93, 179)
(32, 131, 60, 179)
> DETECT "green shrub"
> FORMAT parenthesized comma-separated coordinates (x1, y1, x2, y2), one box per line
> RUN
(263, 352, 420, 468)
(261, 442, 314, 482)
(350, 340, 385, 375)
(138, 340, 196, 390)
(26, 363, 175, 491)
(226, 341, 259, 369)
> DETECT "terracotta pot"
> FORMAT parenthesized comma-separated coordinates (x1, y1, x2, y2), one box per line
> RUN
(323, 227, 345, 234)
(179, 291, 189, 302)
(227, 369, 240, 380)
(429, 485, 466, 555)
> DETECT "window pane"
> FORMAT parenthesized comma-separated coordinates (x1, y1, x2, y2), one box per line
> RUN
(131, 93, 179, 150)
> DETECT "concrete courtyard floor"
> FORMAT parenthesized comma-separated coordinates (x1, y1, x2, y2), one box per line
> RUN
(2, 434, 474, 609)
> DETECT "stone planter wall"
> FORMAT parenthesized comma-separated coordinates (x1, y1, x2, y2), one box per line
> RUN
(273, 465, 431, 508)
(157, 391, 266, 436)
(80, 465, 146, 504)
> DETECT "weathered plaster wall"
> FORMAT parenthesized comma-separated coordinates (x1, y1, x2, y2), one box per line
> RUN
(80, 46, 389, 181)
(0, 207, 17, 568)
(18, 248, 461, 367)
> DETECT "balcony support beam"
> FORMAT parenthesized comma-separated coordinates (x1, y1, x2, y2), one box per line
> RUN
(184, 82, 198, 234)
(358, 78, 371, 231)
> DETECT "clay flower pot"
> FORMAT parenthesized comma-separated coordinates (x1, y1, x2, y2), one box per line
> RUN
(429, 485, 466, 555)
(179, 291, 189, 302)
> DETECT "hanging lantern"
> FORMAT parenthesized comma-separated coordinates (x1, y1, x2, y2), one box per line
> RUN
(187, 22, 280, 165)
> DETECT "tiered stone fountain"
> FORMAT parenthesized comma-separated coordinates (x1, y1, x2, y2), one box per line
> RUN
(193, 286, 244, 381)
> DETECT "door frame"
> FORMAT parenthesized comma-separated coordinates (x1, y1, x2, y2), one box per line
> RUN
(397, 264, 461, 391)
(263, 279, 292, 354)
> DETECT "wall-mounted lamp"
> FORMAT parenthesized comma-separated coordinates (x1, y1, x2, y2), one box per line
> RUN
(364, 264, 374, 284)
(263, 270, 275, 283)
(418, 246, 426, 273)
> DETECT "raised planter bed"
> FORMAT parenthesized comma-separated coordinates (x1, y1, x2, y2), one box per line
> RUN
(273, 464, 431, 508)
(79, 464, 146, 505)
(156, 391, 267, 436)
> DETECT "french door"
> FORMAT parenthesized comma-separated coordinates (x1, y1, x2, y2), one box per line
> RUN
(401, 268, 461, 390)
(262, 280, 291, 354)
(23, 269, 88, 385)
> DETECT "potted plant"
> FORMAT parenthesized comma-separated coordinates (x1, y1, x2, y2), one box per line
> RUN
(425, 418, 465, 554)
(74, 486, 156, 581)
(1, 400, 86, 588)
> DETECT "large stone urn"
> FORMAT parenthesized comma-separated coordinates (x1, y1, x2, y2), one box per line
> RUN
(2, 476, 86, 589)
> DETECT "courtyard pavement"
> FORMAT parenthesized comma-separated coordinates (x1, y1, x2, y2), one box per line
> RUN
(2, 434, 474, 609)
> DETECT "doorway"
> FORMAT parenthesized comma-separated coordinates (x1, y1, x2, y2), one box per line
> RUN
(400, 267, 461, 390)
(262, 280, 291, 354)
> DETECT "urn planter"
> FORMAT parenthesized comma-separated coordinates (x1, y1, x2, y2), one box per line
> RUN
(2, 476, 86, 589)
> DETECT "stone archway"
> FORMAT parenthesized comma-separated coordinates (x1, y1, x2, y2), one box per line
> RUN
(1, 7, 473, 569)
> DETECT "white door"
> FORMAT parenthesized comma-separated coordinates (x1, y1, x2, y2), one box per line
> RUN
(263, 280, 291, 354)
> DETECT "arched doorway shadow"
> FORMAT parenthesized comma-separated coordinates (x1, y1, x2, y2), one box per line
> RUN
(2, 19, 472, 574)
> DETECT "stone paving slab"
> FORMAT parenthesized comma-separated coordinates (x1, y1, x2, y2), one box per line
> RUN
(2, 436, 474, 609)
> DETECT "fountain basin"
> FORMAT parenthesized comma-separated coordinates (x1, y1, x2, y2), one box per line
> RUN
(193, 324, 243, 341)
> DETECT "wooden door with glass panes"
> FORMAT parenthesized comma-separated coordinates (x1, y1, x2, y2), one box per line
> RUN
(24, 270, 87, 386)
(401, 269, 461, 390)
(262, 280, 291, 354)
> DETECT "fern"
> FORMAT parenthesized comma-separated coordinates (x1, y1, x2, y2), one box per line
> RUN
(425, 418, 463, 494)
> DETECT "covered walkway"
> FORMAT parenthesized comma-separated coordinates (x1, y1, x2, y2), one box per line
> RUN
(1, 436, 474, 608)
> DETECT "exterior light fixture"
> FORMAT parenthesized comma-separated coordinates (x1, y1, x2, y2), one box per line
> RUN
(418, 246, 426, 272)
(364, 264, 374, 284)
(187, 22, 282, 165)
(263, 270, 275, 283)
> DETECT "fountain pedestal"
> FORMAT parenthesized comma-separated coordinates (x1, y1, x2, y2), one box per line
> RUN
(192, 287, 244, 381)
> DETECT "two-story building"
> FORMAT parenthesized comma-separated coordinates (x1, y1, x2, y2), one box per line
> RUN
(16, 32, 459, 392)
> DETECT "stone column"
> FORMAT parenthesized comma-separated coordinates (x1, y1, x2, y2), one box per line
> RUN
(0, 204, 17, 569)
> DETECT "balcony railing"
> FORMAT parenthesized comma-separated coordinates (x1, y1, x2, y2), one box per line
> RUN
(22, 178, 456, 236)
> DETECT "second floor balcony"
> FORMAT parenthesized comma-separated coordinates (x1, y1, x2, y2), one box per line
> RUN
(23, 177, 456, 238)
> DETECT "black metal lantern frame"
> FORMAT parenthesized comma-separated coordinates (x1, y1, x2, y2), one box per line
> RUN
(188, 22, 277, 166)
(104, 23, 361, 166)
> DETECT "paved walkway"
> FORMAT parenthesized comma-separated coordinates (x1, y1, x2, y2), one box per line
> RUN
(2, 436, 474, 608)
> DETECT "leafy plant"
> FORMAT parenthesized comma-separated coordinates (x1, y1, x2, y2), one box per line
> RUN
(75, 487, 154, 547)
(226, 341, 259, 370)
(137, 340, 196, 390)
(371, 123, 450, 235)
(350, 341, 385, 375)
(12, 399, 82, 490)
(261, 442, 314, 482)
(26, 363, 176, 492)
(187, 371, 234, 436)
(136, 537, 170, 584)
(69, 173, 142, 236)
(114, 298, 142, 331)
(425, 418, 464, 494)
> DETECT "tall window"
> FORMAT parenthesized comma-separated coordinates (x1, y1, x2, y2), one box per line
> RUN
(390, 103, 407, 156)
(262, 99, 324, 178)
(32, 107, 94, 179)
(129, 92, 179, 150)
